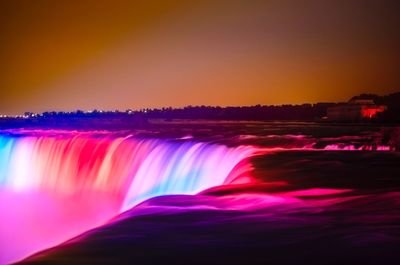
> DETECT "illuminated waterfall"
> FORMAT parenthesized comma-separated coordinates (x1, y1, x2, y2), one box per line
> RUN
(0, 131, 255, 209)
(0, 130, 255, 264)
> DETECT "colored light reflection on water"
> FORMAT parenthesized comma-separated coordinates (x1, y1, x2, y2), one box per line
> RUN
(0, 130, 256, 264)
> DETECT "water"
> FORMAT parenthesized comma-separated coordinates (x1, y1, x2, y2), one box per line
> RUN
(1, 122, 399, 264)
(0, 130, 255, 264)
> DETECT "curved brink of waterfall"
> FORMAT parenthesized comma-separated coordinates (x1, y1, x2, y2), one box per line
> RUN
(0, 130, 256, 264)
(0, 130, 256, 211)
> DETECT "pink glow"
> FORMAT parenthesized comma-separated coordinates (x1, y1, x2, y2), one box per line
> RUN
(0, 189, 120, 264)
(279, 188, 352, 197)
(0, 129, 394, 263)
(0, 130, 256, 264)
(130, 188, 354, 214)
(323, 144, 391, 151)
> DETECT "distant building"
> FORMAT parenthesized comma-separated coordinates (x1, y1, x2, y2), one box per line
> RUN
(327, 99, 387, 121)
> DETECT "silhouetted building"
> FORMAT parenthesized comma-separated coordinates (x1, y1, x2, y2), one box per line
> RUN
(327, 99, 386, 121)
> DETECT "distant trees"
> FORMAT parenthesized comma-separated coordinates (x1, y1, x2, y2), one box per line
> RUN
(139, 103, 338, 121)
(2, 92, 399, 129)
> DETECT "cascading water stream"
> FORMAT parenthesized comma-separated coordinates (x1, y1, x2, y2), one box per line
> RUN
(0, 130, 256, 264)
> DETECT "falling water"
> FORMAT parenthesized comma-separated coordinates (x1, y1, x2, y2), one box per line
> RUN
(0, 130, 256, 264)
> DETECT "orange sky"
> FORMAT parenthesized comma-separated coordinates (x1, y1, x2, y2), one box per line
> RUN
(1, 0, 399, 115)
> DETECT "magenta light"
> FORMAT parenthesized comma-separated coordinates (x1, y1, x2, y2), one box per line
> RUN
(0, 130, 256, 264)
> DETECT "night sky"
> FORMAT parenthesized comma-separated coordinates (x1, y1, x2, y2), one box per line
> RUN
(1, 0, 399, 115)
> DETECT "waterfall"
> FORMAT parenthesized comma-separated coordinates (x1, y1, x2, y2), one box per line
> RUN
(0, 130, 255, 210)
(0, 130, 255, 264)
